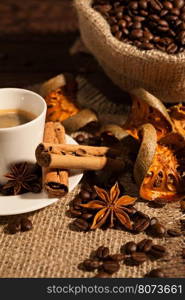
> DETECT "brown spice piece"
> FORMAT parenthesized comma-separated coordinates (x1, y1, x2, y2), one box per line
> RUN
(20, 217, 33, 232)
(6, 220, 21, 234)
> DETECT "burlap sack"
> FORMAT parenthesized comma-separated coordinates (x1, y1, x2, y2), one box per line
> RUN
(75, 0, 185, 103)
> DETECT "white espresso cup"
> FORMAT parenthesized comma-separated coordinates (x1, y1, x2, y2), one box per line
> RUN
(0, 88, 47, 183)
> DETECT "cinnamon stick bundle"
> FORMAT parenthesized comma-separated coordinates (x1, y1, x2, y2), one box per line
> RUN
(42, 122, 69, 197)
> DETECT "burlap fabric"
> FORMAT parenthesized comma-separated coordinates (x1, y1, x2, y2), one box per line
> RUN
(75, 0, 185, 103)
(0, 75, 184, 278)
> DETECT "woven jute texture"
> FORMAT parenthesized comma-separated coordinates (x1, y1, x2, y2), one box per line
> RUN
(75, 0, 185, 103)
(0, 74, 185, 278)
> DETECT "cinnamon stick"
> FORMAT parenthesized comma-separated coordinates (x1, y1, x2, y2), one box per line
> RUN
(43, 122, 69, 197)
(36, 143, 121, 159)
(37, 152, 125, 171)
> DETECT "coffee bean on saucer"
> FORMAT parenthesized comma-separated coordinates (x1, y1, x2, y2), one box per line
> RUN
(167, 229, 181, 237)
(102, 260, 120, 274)
(75, 134, 86, 144)
(125, 241, 137, 254)
(131, 252, 147, 264)
(150, 223, 166, 237)
(96, 246, 109, 259)
(20, 217, 33, 232)
(147, 268, 165, 278)
(73, 218, 90, 231)
(137, 239, 153, 252)
(7, 220, 21, 234)
(149, 244, 166, 258)
(83, 259, 102, 271)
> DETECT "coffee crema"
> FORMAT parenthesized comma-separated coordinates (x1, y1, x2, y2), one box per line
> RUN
(0, 109, 36, 128)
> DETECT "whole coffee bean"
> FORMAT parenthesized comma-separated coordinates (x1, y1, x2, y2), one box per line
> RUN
(141, 42, 154, 50)
(109, 253, 125, 262)
(129, 1, 138, 10)
(103, 261, 120, 274)
(150, 223, 166, 237)
(69, 208, 82, 217)
(111, 25, 119, 33)
(131, 252, 147, 264)
(125, 241, 137, 254)
(20, 217, 33, 232)
(132, 22, 142, 29)
(174, 0, 184, 9)
(7, 220, 21, 234)
(147, 268, 165, 278)
(149, 244, 166, 258)
(152, 198, 167, 207)
(75, 134, 85, 144)
(171, 8, 180, 16)
(160, 9, 169, 17)
(150, 0, 163, 11)
(163, 2, 173, 10)
(150, 217, 159, 226)
(79, 190, 91, 201)
(139, 0, 148, 10)
(137, 239, 153, 252)
(143, 31, 153, 40)
(96, 246, 109, 259)
(73, 218, 89, 231)
(118, 19, 127, 28)
(167, 43, 178, 54)
(133, 218, 150, 232)
(178, 31, 185, 44)
(115, 31, 122, 40)
(167, 229, 181, 237)
(94, 272, 110, 278)
(83, 259, 102, 271)
(81, 213, 93, 220)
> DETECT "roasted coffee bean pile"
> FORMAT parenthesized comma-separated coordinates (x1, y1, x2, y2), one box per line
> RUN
(80, 241, 167, 277)
(92, 0, 185, 54)
(6, 217, 33, 234)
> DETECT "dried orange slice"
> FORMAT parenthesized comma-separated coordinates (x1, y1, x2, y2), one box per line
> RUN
(168, 103, 185, 136)
(134, 125, 185, 202)
(124, 89, 173, 140)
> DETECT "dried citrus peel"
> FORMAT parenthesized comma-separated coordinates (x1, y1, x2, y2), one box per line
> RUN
(45, 87, 79, 122)
(123, 88, 173, 140)
(168, 103, 185, 137)
(134, 125, 185, 202)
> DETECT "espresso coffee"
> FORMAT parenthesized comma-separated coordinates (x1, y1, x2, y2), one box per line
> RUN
(0, 109, 36, 128)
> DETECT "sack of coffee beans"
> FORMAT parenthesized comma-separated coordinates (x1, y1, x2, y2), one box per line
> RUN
(75, 0, 185, 103)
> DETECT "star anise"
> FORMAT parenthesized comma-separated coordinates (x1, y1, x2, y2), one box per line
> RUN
(3, 162, 38, 195)
(80, 182, 137, 230)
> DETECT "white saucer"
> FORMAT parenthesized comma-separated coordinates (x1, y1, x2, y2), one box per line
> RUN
(0, 135, 83, 216)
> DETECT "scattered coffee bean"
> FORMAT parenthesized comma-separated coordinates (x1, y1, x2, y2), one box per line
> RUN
(150, 217, 159, 226)
(149, 244, 166, 258)
(81, 213, 93, 220)
(125, 241, 137, 254)
(94, 272, 111, 278)
(167, 229, 181, 237)
(69, 208, 82, 217)
(152, 198, 167, 207)
(6, 220, 21, 234)
(109, 253, 125, 262)
(147, 268, 165, 278)
(73, 218, 90, 231)
(103, 260, 120, 274)
(79, 190, 91, 201)
(133, 217, 150, 232)
(150, 223, 166, 237)
(83, 259, 102, 271)
(137, 239, 153, 252)
(131, 252, 147, 264)
(96, 246, 109, 259)
(20, 217, 32, 232)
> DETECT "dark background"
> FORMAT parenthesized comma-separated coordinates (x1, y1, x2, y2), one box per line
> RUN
(0, 0, 88, 88)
